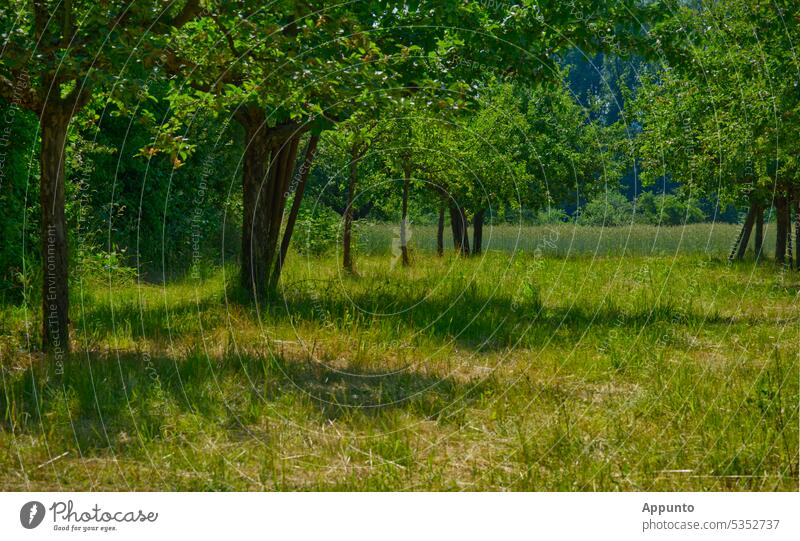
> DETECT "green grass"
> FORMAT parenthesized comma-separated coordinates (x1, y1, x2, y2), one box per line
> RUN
(355, 222, 771, 258)
(0, 231, 798, 490)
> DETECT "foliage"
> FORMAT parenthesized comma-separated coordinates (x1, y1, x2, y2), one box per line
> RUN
(578, 191, 634, 226)
(0, 101, 38, 302)
(578, 190, 707, 227)
(294, 204, 342, 256)
(533, 208, 570, 225)
(634, 0, 800, 201)
(634, 192, 706, 226)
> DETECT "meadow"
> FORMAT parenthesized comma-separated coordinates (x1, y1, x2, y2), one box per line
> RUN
(353, 222, 769, 258)
(0, 224, 797, 491)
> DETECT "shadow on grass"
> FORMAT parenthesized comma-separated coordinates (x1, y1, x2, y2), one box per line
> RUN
(0, 349, 491, 453)
(67, 271, 797, 353)
(271, 278, 774, 350)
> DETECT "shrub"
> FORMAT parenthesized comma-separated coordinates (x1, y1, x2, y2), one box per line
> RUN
(634, 193, 706, 225)
(294, 204, 342, 255)
(533, 208, 569, 225)
(577, 191, 634, 226)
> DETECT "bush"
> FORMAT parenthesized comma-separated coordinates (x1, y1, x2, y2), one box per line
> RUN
(634, 193, 706, 225)
(533, 208, 569, 225)
(294, 204, 342, 255)
(577, 191, 708, 227)
(577, 191, 634, 226)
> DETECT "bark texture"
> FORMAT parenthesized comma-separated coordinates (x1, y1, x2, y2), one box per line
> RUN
(436, 202, 445, 257)
(472, 208, 485, 255)
(40, 109, 70, 355)
(343, 145, 359, 273)
(400, 163, 411, 266)
(236, 107, 303, 299)
(450, 204, 470, 256)
(754, 204, 764, 261)
(270, 134, 320, 289)
(730, 202, 756, 261)
(775, 190, 789, 264)
(794, 196, 799, 270)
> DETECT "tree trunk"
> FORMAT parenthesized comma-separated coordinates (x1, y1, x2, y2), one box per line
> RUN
(787, 192, 794, 269)
(450, 204, 470, 256)
(39, 110, 71, 355)
(400, 163, 411, 266)
(238, 109, 270, 299)
(472, 208, 485, 255)
(237, 108, 302, 300)
(436, 202, 445, 257)
(775, 191, 789, 264)
(795, 196, 799, 270)
(733, 203, 756, 261)
(270, 134, 319, 289)
(754, 203, 764, 262)
(262, 135, 301, 286)
(343, 146, 358, 273)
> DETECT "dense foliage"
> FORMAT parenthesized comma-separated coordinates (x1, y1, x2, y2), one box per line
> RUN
(1, 0, 798, 348)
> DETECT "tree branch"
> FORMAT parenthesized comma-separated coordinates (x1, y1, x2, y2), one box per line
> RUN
(170, 0, 203, 29)
(61, 0, 73, 45)
(210, 14, 241, 58)
(63, 83, 93, 113)
(0, 72, 41, 112)
(32, 0, 48, 40)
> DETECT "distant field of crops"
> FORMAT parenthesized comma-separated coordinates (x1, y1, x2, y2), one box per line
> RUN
(354, 223, 772, 259)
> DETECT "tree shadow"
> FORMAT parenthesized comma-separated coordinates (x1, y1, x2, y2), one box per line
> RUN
(69, 272, 795, 353)
(272, 279, 768, 350)
(73, 292, 238, 346)
(0, 349, 492, 453)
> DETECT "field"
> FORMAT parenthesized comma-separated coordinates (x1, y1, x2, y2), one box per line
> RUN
(0, 225, 798, 490)
(354, 223, 768, 257)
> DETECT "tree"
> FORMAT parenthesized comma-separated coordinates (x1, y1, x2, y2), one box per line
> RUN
(0, 0, 202, 352)
(456, 83, 531, 255)
(642, 0, 800, 265)
(318, 111, 389, 273)
(162, 2, 370, 298)
(164, 0, 656, 290)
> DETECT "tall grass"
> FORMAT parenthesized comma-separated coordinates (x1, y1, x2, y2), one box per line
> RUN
(355, 222, 770, 258)
(0, 247, 797, 491)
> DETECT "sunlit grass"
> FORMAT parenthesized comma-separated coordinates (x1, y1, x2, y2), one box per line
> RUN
(0, 245, 797, 490)
(355, 222, 769, 258)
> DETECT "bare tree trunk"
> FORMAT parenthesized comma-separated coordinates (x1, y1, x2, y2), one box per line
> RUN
(787, 191, 794, 269)
(238, 108, 269, 298)
(237, 108, 302, 299)
(436, 202, 445, 257)
(39, 110, 71, 355)
(400, 163, 411, 266)
(450, 204, 470, 256)
(472, 208, 485, 255)
(775, 190, 789, 264)
(732, 202, 756, 261)
(343, 145, 358, 273)
(795, 196, 800, 270)
(754, 203, 764, 262)
(262, 135, 301, 285)
(270, 134, 319, 289)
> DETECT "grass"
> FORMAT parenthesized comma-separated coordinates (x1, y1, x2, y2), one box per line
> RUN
(0, 226, 798, 491)
(354, 222, 772, 258)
